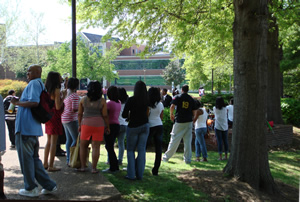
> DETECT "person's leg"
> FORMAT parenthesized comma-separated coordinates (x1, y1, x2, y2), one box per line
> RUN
(117, 125, 126, 165)
(195, 129, 201, 161)
(214, 128, 223, 160)
(198, 128, 208, 159)
(91, 140, 101, 172)
(222, 130, 229, 159)
(162, 123, 184, 161)
(43, 134, 51, 169)
(63, 121, 79, 164)
(182, 122, 193, 164)
(135, 123, 149, 180)
(126, 127, 138, 179)
(152, 125, 163, 175)
(104, 124, 119, 171)
(0, 155, 6, 199)
(6, 120, 15, 146)
(31, 136, 57, 191)
(49, 135, 59, 170)
(79, 140, 90, 170)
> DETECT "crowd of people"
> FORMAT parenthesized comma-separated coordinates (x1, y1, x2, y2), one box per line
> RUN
(0, 64, 234, 198)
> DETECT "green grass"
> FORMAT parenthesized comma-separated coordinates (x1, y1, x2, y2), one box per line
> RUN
(92, 146, 299, 201)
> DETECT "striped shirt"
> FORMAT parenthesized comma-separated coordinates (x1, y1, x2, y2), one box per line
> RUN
(61, 92, 80, 123)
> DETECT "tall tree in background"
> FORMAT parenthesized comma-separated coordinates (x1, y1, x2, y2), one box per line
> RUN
(45, 37, 120, 81)
(0, 0, 20, 79)
(162, 60, 185, 86)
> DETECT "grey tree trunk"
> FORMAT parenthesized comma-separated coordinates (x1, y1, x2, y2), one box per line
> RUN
(224, 0, 278, 194)
(266, 14, 284, 124)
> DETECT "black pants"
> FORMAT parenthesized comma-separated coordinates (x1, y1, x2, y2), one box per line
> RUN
(105, 124, 120, 171)
(147, 125, 163, 175)
(5, 120, 15, 146)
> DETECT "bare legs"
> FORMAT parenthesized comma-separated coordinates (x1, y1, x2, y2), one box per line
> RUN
(44, 134, 60, 171)
(79, 140, 100, 173)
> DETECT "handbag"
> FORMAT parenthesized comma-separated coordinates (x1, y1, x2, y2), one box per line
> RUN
(69, 134, 90, 168)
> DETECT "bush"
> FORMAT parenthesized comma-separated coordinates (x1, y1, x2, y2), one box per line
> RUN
(281, 98, 300, 127)
(200, 93, 234, 110)
(162, 108, 173, 147)
(0, 79, 28, 98)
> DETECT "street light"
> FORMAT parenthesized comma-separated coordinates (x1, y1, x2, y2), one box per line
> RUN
(143, 69, 146, 84)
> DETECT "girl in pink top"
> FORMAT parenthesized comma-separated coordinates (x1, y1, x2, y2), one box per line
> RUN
(103, 86, 121, 173)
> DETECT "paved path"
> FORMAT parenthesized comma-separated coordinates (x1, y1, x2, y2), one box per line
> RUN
(2, 125, 121, 201)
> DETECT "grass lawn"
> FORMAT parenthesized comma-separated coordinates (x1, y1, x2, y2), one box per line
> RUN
(95, 146, 299, 201)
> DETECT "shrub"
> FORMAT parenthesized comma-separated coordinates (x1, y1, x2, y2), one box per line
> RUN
(281, 98, 300, 127)
(0, 79, 28, 98)
(162, 108, 173, 147)
(200, 93, 234, 111)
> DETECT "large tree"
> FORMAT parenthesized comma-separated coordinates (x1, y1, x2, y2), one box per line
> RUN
(223, 1, 278, 193)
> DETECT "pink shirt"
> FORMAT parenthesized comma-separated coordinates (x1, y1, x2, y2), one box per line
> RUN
(107, 100, 121, 125)
(61, 93, 79, 123)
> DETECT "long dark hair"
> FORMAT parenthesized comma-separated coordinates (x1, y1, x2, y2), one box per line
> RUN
(45, 71, 61, 95)
(87, 80, 102, 101)
(133, 81, 148, 106)
(215, 96, 226, 110)
(148, 87, 161, 108)
(118, 87, 128, 104)
(67, 77, 79, 90)
(107, 86, 119, 103)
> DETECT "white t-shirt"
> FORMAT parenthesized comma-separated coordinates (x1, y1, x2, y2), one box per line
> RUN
(148, 102, 164, 127)
(213, 106, 228, 131)
(195, 107, 208, 129)
(118, 103, 128, 126)
(226, 105, 234, 122)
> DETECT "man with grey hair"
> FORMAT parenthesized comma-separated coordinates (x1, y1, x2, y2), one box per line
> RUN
(162, 84, 197, 164)
(11, 65, 57, 197)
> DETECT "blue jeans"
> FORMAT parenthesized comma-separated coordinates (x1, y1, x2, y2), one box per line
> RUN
(126, 123, 149, 179)
(15, 133, 56, 191)
(147, 125, 163, 175)
(63, 120, 79, 163)
(117, 125, 127, 164)
(195, 128, 208, 158)
(214, 128, 228, 154)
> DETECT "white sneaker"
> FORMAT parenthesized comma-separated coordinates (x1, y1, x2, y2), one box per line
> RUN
(41, 186, 57, 195)
(18, 187, 39, 197)
(162, 158, 168, 162)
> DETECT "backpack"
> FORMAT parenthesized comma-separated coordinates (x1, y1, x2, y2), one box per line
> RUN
(3, 97, 12, 113)
(31, 80, 54, 123)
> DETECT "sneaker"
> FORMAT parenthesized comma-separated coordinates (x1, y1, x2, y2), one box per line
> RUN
(162, 158, 168, 162)
(19, 187, 39, 197)
(41, 186, 57, 195)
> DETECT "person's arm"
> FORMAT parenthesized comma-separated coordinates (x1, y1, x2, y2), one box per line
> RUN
(11, 97, 38, 108)
(193, 109, 203, 124)
(160, 109, 164, 120)
(54, 88, 65, 110)
(101, 98, 110, 134)
(77, 98, 84, 132)
(72, 95, 79, 113)
(170, 104, 175, 122)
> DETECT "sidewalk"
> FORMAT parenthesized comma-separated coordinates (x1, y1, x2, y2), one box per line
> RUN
(2, 125, 121, 201)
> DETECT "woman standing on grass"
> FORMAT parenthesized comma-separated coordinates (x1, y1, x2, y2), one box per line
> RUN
(77, 81, 109, 173)
(122, 81, 149, 180)
(44, 72, 66, 172)
(193, 99, 208, 162)
(103, 86, 121, 173)
(147, 87, 164, 176)
(213, 96, 228, 160)
(61, 77, 80, 166)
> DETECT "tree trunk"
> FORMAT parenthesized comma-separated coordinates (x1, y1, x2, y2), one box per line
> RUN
(224, 0, 278, 194)
(266, 14, 284, 124)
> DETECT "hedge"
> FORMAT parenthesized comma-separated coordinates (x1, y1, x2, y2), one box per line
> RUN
(281, 98, 300, 127)
(0, 79, 28, 98)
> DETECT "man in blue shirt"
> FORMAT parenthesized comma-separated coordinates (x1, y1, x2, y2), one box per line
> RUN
(11, 65, 57, 197)
(162, 84, 197, 164)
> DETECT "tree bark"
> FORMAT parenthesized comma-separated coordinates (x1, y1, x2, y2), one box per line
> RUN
(224, 0, 278, 194)
(266, 14, 284, 124)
